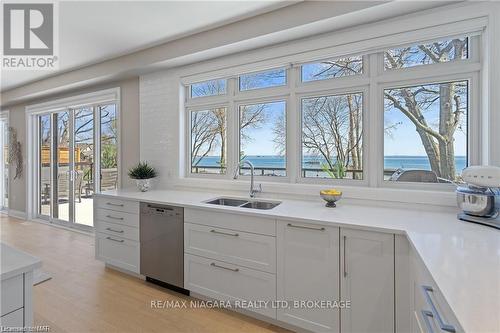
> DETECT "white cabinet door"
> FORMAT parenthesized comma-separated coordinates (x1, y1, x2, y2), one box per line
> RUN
(340, 228, 394, 333)
(277, 220, 340, 333)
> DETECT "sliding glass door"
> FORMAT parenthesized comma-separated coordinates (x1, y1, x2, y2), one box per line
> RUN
(37, 104, 117, 229)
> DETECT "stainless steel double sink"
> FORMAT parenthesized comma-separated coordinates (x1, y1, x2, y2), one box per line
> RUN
(205, 197, 281, 210)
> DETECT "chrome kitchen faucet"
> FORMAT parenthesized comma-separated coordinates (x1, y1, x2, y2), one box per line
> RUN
(233, 160, 262, 198)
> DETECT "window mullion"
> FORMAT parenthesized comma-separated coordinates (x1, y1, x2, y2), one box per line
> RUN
(227, 77, 237, 180)
(288, 66, 299, 183)
(369, 53, 382, 188)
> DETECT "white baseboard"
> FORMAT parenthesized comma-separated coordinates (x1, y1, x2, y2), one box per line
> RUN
(8, 209, 27, 220)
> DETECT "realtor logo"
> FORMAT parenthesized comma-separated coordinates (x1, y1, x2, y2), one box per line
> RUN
(2, 2, 58, 70)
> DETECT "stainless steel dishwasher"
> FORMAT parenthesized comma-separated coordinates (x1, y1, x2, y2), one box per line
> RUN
(140, 202, 186, 293)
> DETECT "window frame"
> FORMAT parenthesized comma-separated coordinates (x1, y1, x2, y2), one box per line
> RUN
(182, 33, 482, 190)
(235, 97, 290, 182)
(186, 102, 230, 178)
(295, 86, 369, 186)
(377, 73, 479, 191)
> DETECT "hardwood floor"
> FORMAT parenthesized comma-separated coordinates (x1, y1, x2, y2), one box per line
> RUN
(0, 215, 290, 333)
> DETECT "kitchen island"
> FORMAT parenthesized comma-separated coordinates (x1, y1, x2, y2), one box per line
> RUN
(1, 243, 42, 329)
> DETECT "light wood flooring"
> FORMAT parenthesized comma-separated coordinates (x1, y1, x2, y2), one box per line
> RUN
(0, 215, 290, 333)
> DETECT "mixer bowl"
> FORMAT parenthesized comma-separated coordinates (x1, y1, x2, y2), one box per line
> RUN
(456, 186, 499, 217)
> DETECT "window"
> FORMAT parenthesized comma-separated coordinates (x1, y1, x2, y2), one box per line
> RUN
(301, 56, 363, 82)
(190, 79, 226, 98)
(184, 32, 479, 190)
(384, 80, 468, 183)
(239, 101, 286, 176)
(190, 107, 227, 174)
(301, 93, 363, 179)
(384, 37, 468, 70)
(239, 68, 286, 91)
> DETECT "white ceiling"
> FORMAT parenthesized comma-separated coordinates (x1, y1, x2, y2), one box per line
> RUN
(1, 0, 290, 91)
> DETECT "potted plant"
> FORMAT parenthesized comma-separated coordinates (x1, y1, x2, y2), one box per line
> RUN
(128, 162, 157, 192)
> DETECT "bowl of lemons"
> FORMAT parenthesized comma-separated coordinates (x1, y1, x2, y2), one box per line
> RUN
(320, 189, 342, 208)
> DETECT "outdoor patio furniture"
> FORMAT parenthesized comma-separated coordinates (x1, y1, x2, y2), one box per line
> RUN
(389, 169, 439, 183)
(57, 170, 84, 202)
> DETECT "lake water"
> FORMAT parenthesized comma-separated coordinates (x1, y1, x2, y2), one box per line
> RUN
(194, 155, 467, 172)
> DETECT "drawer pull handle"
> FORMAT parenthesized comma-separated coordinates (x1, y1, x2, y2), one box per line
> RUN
(343, 235, 347, 278)
(106, 202, 124, 207)
(210, 262, 239, 272)
(421, 285, 456, 332)
(106, 237, 124, 243)
(287, 223, 325, 231)
(421, 310, 435, 333)
(106, 215, 124, 220)
(105, 227, 124, 233)
(210, 229, 239, 237)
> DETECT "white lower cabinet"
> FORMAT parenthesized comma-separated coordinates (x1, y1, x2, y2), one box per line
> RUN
(340, 228, 394, 333)
(184, 254, 276, 318)
(94, 197, 140, 274)
(277, 220, 340, 333)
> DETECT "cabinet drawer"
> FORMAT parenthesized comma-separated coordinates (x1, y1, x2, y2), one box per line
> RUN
(1, 275, 23, 316)
(95, 232, 139, 273)
(185, 254, 276, 318)
(96, 208, 139, 228)
(185, 209, 275, 236)
(95, 197, 139, 214)
(0, 308, 24, 328)
(96, 220, 139, 241)
(185, 223, 276, 273)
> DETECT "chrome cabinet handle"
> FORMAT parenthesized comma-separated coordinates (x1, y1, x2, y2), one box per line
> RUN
(210, 262, 239, 272)
(106, 202, 124, 207)
(421, 286, 456, 332)
(105, 227, 124, 233)
(343, 235, 347, 278)
(287, 223, 325, 231)
(106, 236, 124, 243)
(421, 310, 435, 333)
(106, 215, 124, 220)
(210, 229, 239, 237)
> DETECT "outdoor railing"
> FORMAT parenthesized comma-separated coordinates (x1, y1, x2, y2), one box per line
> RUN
(191, 165, 383, 178)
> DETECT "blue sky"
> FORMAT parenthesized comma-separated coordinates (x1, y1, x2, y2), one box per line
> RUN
(240, 101, 285, 156)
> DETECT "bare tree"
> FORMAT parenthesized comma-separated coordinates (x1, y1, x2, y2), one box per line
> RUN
(191, 80, 225, 97)
(297, 94, 363, 179)
(239, 103, 267, 156)
(310, 56, 363, 80)
(190, 109, 222, 169)
(384, 38, 468, 180)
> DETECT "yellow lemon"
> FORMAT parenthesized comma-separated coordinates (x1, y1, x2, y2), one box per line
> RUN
(320, 189, 342, 196)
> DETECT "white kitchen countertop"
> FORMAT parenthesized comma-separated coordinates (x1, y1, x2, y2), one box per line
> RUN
(1, 243, 42, 280)
(96, 189, 500, 333)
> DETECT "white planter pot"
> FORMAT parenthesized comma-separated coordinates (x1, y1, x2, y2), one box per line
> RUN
(136, 179, 152, 192)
